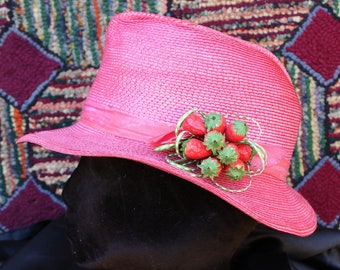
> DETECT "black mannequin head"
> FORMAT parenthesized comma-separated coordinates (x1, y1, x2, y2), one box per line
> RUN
(62, 156, 257, 270)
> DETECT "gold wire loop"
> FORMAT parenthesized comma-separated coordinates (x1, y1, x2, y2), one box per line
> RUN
(154, 143, 176, 152)
(243, 139, 268, 176)
(210, 176, 253, 193)
(166, 153, 201, 178)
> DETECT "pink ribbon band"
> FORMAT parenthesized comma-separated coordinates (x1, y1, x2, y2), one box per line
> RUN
(80, 105, 175, 144)
(81, 105, 289, 181)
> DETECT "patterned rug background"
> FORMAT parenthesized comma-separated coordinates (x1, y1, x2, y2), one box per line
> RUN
(0, 0, 339, 233)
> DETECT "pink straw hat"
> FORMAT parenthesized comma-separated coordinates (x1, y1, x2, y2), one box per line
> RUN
(18, 12, 316, 236)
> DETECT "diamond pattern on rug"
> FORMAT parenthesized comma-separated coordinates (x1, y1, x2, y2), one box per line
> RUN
(0, 178, 65, 232)
(282, 5, 340, 87)
(296, 156, 340, 228)
(287, 60, 327, 181)
(171, 0, 315, 51)
(0, 27, 63, 112)
(12, 0, 168, 68)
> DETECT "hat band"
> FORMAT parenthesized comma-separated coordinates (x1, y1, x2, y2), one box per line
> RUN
(80, 104, 175, 144)
(252, 144, 290, 181)
(80, 104, 290, 181)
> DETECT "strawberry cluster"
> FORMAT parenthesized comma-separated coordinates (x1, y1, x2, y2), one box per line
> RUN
(155, 109, 262, 182)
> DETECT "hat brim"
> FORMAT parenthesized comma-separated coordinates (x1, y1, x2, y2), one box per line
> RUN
(18, 121, 317, 237)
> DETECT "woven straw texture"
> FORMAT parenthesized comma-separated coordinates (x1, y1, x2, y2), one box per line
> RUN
(0, 0, 339, 233)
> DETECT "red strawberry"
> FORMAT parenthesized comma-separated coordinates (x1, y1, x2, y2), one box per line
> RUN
(204, 112, 226, 133)
(198, 157, 222, 180)
(182, 113, 207, 136)
(225, 159, 246, 181)
(184, 138, 212, 159)
(217, 143, 239, 165)
(225, 120, 248, 143)
(237, 143, 253, 162)
(203, 131, 226, 155)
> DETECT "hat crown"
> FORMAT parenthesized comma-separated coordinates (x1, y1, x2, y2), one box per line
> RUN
(86, 12, 301, 156)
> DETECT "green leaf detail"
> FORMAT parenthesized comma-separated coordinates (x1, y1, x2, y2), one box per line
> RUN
(218, 146, 238, 165)
(232, 120, 248, 136)
(226, 167, 245, 181)
(203, 131, 225, 155)
(204, 112, 222, 131)
(198, 157, 220, 179)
